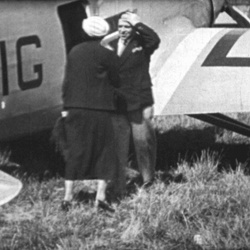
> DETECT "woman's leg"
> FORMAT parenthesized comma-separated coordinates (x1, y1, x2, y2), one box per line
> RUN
(64, 180, 74, 201)
(61, 180, 74, 211)
(95, 180, 115, 212)
(96, 180, 108, 201)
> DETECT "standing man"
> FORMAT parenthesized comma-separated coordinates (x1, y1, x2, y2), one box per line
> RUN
(111, 12, 161, 187)
(62, 16, 120, 212)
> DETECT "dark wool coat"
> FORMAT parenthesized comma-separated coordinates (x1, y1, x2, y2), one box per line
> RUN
(62, 40, 120, 111)
(62, 40, 120, 181)
(111, 22, 160, 111)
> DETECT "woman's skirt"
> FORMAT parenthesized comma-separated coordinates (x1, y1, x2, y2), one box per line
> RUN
(64, 108, 118, 181)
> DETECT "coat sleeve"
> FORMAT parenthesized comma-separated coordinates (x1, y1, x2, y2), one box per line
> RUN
(134, 22, 161, 55)
(61, 61, 69, 106)
(104, 49, 120, 88)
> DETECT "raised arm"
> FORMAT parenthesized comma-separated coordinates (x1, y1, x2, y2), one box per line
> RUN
(121, 12, 160, 54)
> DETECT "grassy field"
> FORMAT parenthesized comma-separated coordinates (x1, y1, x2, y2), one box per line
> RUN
(1, 114, 250, 250)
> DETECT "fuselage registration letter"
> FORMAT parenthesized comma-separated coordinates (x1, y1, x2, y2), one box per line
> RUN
(0, 35, 42, 96)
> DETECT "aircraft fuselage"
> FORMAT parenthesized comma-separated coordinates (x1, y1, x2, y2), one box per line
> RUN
(2, 0, 249, 140)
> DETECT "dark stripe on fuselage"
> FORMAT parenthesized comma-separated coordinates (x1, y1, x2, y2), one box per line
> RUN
(202, 29, 250, 67)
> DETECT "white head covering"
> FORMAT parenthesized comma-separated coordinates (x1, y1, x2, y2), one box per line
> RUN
(82, 16, 110, 37)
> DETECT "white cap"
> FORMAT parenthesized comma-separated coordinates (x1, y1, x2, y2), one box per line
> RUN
(82, 16, 110, 37)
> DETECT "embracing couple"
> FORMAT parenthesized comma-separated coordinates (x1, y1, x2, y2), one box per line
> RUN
(61, 11, 160, 212)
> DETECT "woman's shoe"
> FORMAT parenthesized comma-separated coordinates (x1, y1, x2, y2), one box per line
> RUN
(61, 200, 72, 212)
(95, 200, 115, 213)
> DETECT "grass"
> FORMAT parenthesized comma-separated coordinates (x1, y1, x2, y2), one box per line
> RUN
(1, 113, 250, 249)
(1, 150, 250, 249)
(154, 114, 250, 171)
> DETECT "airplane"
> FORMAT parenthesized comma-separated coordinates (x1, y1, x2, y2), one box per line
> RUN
(1, 0, 250, 205)
(0, 0, 250, 143)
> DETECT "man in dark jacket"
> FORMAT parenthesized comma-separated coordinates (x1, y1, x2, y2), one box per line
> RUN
(62, 16, 120, 212)
(111, 12, 161, 187)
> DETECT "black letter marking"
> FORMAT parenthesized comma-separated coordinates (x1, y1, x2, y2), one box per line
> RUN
(16, 35, 43, 90)
(202, 30, 250, 67)
(0, 41, 9, 96)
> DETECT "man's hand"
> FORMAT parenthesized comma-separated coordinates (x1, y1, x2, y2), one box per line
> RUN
(121, 12, 140, 26)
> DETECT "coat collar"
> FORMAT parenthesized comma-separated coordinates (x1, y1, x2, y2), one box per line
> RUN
(111, 38, 139, 65)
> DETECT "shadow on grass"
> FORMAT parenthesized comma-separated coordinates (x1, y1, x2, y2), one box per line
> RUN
(156, 126, 250, 173)
(1, 125, 250, 180)
(0, 130, 65, 180)
(73, 189, 96, 203)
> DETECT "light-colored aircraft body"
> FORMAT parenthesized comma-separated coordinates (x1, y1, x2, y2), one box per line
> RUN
(0, 169, 22, 206)
(0, 0, 250, 142)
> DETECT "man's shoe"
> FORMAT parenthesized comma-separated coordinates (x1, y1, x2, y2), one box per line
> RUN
(95, 200, 115, 213)
(61, 200, 72, 212)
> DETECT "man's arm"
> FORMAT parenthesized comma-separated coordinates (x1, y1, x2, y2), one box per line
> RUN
(134, 23, 161, 54)
(121, 12, 160, 54)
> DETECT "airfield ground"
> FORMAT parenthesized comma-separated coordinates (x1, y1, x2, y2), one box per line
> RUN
(0, 114, 250, 249)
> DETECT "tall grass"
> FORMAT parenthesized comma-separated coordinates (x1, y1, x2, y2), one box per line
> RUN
(0, 149, 11, 166)
(1, 113, 250, 249)
(1, 150, 250, 249)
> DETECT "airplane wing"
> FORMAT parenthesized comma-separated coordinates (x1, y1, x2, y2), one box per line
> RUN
(152, 3, 250, 136)
(0, 170, 22, 206)
(153, 27, 250, 116)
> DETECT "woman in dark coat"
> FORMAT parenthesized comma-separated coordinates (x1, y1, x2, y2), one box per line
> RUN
(61, 16, 120, 211)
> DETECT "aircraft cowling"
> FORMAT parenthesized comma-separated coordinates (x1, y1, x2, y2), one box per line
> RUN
(89, 0, 226, 27)
(159, 0, 226, 28)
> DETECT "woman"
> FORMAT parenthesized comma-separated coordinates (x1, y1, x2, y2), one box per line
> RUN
(61, 16, 120, 212)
